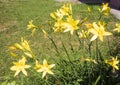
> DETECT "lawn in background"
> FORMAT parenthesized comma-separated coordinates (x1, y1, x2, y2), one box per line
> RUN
(0, 0, 119, 84)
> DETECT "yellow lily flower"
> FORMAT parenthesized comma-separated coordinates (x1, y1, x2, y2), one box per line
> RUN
(99, 3, 110, 16)
(50, 3, 72, 20)
(27, 20, 38, 36)
(35, 59, 55, 78)
(113, 23, 120, 32)
(53, 19, 64, 32)
(89, 22, 112, 41)
(105, 57, 119, 71)
(10, 56, 31, 77)
(50, 10, 64, 20)
(27, 20, 36, 29)
(63, 16, 79, 35)
(60, 3, 72, 15)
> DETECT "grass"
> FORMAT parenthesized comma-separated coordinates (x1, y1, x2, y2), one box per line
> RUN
(0, 0, 120, 84)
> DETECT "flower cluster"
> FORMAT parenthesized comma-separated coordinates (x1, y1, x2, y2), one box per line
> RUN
(50, 3, 79, 35)
(8, 3, 120, 83)
(9, 38, 55, 78)
(9, 37, 34, 58)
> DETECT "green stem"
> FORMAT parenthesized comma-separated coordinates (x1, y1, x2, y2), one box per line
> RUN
(95, 39, 99, 60)
(75, 31, 81, 50)
(98, 13, 103, 20)
(68, 33, 74, 52)
(48, 36, 60, 55)
(88, 42, 92, 57)
(107, 37, 112, 56)
(21, 75, 24, 85)
(61, 41, 71, 62)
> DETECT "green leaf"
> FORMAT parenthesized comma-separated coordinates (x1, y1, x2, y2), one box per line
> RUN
(93, 75, 101, 85)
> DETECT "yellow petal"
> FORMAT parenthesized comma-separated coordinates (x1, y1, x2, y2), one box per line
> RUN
(90, 35, 98, 41)
(104, 32, 112, 36)
(22, 69, 27, 76)
(24, 52, 33, 58)
(99, 35, 103, 42)
(42, 72, 47, 78)
(49, 64, 55, 68)
(10, 52, 17, 57)
(10, 66, 17, 71)
(14, 43, 24, 50)
(8, 46, 16, 50)
(37, 69, 43, 72)
(47, 70, 54, 75)
(31, 28, 36, 36)
(43, 59, 48, 66)
(114, 66, 119, 70)
(24, 65, 31, 68)
(14, 70, 20, 77)
(21, 40, 31, 51)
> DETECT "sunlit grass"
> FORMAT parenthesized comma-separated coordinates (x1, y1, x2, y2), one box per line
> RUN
(0, 0, 120, 84)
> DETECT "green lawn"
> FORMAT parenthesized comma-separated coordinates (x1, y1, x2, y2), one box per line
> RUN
(0, 0, 120, 84)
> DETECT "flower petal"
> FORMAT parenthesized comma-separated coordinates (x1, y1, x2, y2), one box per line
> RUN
(90, 35, 98, 41)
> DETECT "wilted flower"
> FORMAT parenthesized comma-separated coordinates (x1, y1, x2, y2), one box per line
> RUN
(81, 58, 97, 64)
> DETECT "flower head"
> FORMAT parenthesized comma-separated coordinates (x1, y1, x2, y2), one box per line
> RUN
(50, 3, 72, 20)
(89, 22, 112, 41)
(10, 56, 31, 77)
(63, 16, 79, 35)
(105, 57, 119, 71)
(53, 19, 65, 32)
(27, 20, 38, 36)
(50, 10, 64, 20)
(99, 3, 110, 16)
(113, 23, 120, 32)
(35, 59, 55, 78)
(60, 3, 72, 16)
